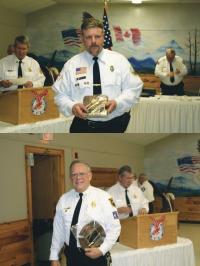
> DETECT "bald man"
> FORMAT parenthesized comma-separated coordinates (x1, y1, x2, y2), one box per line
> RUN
(155, 48, 187, 95)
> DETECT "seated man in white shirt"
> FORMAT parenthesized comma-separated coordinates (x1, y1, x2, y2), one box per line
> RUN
(107, 165, 149, 220)
(0, 35, 45, 92)
(138, 173, 155, 214)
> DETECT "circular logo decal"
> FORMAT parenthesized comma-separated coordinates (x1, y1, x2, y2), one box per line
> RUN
(32, 97, 46, 116)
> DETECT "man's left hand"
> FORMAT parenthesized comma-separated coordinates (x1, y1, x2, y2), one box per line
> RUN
(105, 100, 117, 114)
(84, 247, 103, 259)
(24, 81, 33, 88)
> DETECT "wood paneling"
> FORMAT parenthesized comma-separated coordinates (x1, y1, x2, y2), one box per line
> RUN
(91, 167, 118, 188)
(139, 74, 200, 95)
(174, 197, 200, 221)
(0, 219, 31, 266)
(154, 196, 200, 221)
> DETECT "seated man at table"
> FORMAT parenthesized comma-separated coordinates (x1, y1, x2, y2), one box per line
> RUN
(155, 48, 187, 95)
(0, 35, 45, 92)
(107, 165, 148, 219)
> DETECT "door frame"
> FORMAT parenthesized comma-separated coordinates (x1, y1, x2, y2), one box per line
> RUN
(25, 145, 65, 265)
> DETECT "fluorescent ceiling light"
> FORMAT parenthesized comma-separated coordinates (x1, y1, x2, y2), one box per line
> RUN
(131, 0, 142, 4)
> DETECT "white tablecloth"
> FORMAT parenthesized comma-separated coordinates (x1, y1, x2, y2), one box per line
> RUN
(0, 96, 199, 133)
(126, 96, 200, 133)
(111, 237, 195, 266)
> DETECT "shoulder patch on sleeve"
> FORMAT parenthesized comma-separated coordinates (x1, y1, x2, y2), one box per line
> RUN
(109, 198, 116, 207)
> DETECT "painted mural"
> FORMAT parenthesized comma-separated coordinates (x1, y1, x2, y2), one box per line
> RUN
(30, 16, 200, 75)
(150, 140, 200, 197)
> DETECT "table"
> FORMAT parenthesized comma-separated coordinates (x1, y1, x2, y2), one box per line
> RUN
(126, 96, 200, 133)
(0, 96, 199, 133)
(111, 237, 195, 266)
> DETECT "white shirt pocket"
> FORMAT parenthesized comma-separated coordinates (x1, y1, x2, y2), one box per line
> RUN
(5, 70, 17, 80)
(24, 71, 34, 79)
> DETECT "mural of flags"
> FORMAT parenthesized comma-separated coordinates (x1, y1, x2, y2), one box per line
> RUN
(61, 28, 82, 47)
(177, 156, 200, 174)
(103, 8, 113, 49)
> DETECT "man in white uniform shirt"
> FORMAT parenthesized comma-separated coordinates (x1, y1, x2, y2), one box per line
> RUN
(50, 160, 120, 266)
(138, 173, 155, 214)
(107, 165, 148, 220)
(0, 35, 45, 92)
(53, 18, 143, 133)
(155, 48, 187, 95)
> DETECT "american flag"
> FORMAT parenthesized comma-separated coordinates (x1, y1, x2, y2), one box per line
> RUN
(61, 28, 82, 47)
(76, 67, 87, 75)
(103, 8, 113, 49)
(177, 156, 200, 174)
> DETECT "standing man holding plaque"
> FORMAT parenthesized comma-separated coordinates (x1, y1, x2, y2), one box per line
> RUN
(50, 160, 121, 266)
(53, 18, 143, 133)
(108, 165, 149, 220)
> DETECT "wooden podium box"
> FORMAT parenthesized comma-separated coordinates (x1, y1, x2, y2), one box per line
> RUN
(0, 87, 59, 124)
(119, 212, 178, 249)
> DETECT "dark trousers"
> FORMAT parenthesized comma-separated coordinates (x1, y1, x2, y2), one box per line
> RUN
(149, 202, 154, 214)
(65, 245, 107, 266)
(70, 112, 130, 133)
(160, 81, 185, 96)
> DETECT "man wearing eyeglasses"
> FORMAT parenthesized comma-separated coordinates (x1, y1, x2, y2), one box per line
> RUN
(107, 165, 148, 220)
(50, 160, 121, 266)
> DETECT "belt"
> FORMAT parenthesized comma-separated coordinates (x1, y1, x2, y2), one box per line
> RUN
(86, 111, 130, 129)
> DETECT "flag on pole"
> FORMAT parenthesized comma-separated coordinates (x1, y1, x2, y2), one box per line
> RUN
(103, 8, 113, 49)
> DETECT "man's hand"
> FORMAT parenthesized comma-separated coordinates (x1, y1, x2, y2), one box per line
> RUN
(105, 100, 117, 114)
(72, 103, 88, 119)
(118, 206, 132, 214)
(85, 247, 103, 259)
(168, 72, 174, 77)
(24, 81, 33, 88)
(0, 80, 13, 88)
(138, 208, 147, 215)
(51, 260, 60, 266)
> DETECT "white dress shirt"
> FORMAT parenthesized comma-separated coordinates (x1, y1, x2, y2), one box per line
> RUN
(155, 55, 187, 86)
(53, 48, 143, 121)
(107, 182, 149, 220)
(139, 180, 154, 203)
(0, 54, 45, 91)
(50, 185, 121, 261)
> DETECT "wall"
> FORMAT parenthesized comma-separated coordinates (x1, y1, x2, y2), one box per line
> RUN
(25, 3, 200, 73)
(26, 3, 200, 55)
(144, 134, 200, 186)
(0, 7, 26, 59)
(0, 133, 144, 223)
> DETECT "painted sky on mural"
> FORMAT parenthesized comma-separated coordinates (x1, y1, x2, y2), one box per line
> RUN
(29, 22, 200, 74)
(151, 154, 200, 196)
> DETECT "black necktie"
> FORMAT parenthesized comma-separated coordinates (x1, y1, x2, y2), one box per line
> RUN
(125, 189, 133, 217)
(169, 62, 175, 83)
(93, 57, 102, 95)
(18, 60, 23, 88)
(69, 193, 83, 248)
